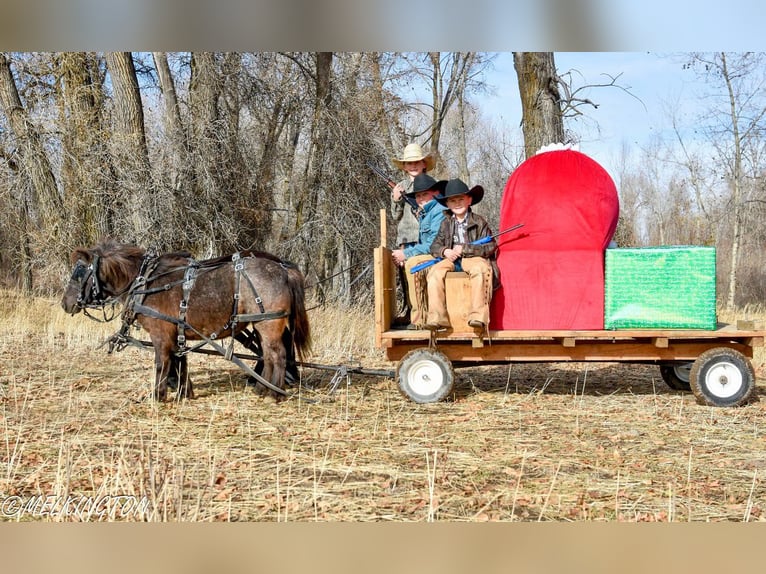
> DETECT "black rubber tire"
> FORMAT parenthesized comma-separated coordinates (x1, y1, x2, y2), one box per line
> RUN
(396, 349, 455, 403)
(689, 347, 756, 407)
(659, 362, 693, 391)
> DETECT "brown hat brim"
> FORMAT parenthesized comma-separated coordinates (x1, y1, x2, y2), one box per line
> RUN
(436, 184, 484, 206)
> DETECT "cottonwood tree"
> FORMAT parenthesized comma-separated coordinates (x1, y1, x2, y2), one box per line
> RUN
(59, 52, 112, 248)
(684, 52, 766, 308)
(105, 52, 156, 244)
(0, 52, 63, 290)
(384, 52, 491, 178)
(514, 52, 565, 159)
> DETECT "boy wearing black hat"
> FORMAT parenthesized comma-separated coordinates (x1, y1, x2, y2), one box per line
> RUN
(391, 173, 446, 329)
(389, 143, 435, 323)
(424, 178, 497, 331)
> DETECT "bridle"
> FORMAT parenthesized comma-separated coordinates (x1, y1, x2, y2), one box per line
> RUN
(68, 255, 118, 322)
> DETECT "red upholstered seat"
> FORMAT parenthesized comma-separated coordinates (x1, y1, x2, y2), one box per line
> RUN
(489, 149, 619, 330)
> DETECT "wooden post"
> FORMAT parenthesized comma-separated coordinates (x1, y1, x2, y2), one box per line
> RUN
(380, 208, 387, 248)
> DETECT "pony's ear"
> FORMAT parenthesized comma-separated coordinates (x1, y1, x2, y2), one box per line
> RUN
(72, 248, 92, 264)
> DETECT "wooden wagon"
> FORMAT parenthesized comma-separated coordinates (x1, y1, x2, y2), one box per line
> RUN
(373, 210, 765, 408)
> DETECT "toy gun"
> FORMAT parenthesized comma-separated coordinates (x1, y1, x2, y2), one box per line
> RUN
(410, 223, 525, 273)
(368, 162, 417, 210)
(367, 162, 396, 188)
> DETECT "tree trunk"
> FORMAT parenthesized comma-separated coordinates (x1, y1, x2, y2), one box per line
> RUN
(105, 52, 154, 242)
(152, 52, 193, 197)
(456, 90, 469, 181)
(426, 52, 476, 172)
(188, 51, 227, 254)
(0, 53, 63, 236)
(59, 52, 111, 246)
(722, 53, 743, 310)
(370, 52, 395, 158)
(305, 52, 335, 296)
(513, 52, 565, 159)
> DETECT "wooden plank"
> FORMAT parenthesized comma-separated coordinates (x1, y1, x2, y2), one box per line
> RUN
(653, 337, 669, 348)
(560, 337, 576, 348)
(379, 207, 387, 248)
(445, 271, 471, 333)
(373, 246, 384, 348)
(738, 319, 765, 330)
(384, 340, 754, 362)
(374, 246, 395, 347)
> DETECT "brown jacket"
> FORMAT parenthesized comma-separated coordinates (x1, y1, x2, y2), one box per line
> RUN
(430, 210, 501, 289)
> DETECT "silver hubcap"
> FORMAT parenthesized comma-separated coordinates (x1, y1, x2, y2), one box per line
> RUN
(407, 359, 444, 397)
(674, 363, 692, 383)
(705, 361, 743, 398)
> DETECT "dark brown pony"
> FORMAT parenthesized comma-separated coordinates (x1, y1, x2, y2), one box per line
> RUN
(61, 239, 311, 401)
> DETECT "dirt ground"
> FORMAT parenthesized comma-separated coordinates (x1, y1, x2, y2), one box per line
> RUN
(1, 291, 766, 522)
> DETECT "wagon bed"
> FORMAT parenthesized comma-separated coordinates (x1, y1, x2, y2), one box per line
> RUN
(373, 210, 765, 407)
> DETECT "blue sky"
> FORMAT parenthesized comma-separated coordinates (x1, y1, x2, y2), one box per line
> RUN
(479, 52, 712, 173)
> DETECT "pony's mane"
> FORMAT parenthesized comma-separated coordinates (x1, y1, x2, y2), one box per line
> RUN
(81, 239, 146, 290)
(155, 250, 194, 275)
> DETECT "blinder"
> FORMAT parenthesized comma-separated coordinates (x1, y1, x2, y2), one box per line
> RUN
(69, 255, 107, 312)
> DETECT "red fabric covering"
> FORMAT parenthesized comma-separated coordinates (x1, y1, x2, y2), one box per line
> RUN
(489, 149, 619, 330)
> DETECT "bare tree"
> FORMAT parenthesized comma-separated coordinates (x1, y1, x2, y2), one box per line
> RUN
(59, 52, 112, 247)
(105, 52, 155, 243)
(152, 52, 193, 198)
(0, 53, 62, 233)
(685, 52, 766, 308)
(513, 52, 565, 158)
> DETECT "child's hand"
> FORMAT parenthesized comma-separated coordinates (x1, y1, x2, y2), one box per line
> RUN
(392, 249, 406, 267)
(443, 245, 462, 262)
(392, 183, 404, 201)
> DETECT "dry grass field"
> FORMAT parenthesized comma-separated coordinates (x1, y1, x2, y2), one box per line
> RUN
(1, 288, 765, 522)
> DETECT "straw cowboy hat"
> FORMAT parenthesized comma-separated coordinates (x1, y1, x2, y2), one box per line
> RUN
(391, 143, 436, 171)
(404, 173, 447, 197)
(435, 178, 484, 206)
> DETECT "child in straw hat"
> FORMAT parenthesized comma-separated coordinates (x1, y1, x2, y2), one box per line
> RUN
(390, 143, 436, 249)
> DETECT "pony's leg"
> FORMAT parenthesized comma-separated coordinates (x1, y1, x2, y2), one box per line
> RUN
(153, 342, 173, 402)
(261, 323, 288, 401)
(283, 328, 299, 386)
(166, 356, 180, 391)
(175, 354, 194, 399)
(254, 349, 274, 398)
(236, 329, 265, 388)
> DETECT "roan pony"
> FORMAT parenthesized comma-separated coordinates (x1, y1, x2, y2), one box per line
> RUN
(61, 239, 311, 401)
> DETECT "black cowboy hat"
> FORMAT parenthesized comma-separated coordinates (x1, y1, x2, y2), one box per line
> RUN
(405, 173, 447, 196)
(435, 178, 484, 206)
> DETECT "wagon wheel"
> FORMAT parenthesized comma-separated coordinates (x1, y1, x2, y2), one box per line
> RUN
(659, 362, 693, 391)
(396, 349, 455, 404)
(689, 347, 756, 407)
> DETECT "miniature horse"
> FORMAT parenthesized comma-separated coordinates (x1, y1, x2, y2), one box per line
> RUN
(61, 239, 311, 401)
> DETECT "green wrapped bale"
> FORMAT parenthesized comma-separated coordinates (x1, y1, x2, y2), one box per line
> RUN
(604, 246, 717, 330)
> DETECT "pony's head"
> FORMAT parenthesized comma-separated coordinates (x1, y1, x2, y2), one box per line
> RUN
(60, 239, 145, 315)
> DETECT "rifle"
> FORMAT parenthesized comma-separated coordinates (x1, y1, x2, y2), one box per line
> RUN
(367, 162, 397, 189)
(410, 223, 525, 274)
(368, 162, 418, 210)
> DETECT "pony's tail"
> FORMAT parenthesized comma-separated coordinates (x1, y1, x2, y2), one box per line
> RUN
(285, 263, 311, 360)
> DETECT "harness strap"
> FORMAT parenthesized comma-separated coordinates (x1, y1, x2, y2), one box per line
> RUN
(227, 253, 267, 359)
(177, 259, 199, 350)
(128, 303, 288, 397)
